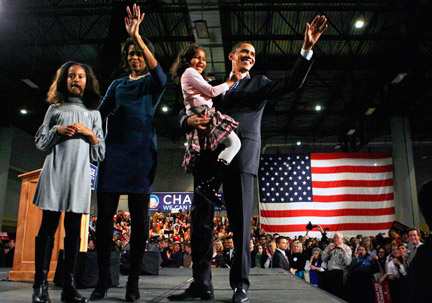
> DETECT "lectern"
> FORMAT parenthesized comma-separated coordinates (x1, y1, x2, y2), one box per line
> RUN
(8, 169, 89, 281)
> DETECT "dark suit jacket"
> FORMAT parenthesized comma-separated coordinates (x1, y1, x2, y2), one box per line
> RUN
(272, 249, 290, 270)
(179, 55, 313, 176)
(223, 248, 234, 267)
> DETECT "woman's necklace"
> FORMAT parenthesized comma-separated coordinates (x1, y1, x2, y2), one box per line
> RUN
(129, 72, 149, 81)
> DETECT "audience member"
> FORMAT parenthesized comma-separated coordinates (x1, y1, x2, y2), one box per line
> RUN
(223, 237, 234, 267)
(272, 236, 290, 271)
(408, 180, 432, 302)
(288, 240, 306, 277)
(304, 247, 326, 287)
(183, 244, 192, 268)
(322, 232, 352, 299)
(165, 242, 183, 268)
(407, 228, 423, 265)
(348, 245, 374, 303)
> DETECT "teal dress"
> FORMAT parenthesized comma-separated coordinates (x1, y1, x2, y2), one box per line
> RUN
(97, 64, 167, 194)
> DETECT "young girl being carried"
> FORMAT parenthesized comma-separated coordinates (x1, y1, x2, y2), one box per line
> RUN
(31, 61, 105, 303)
(171, 44, 242, 206)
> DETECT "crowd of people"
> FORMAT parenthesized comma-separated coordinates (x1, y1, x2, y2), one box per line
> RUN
(88, 208, 429, 302)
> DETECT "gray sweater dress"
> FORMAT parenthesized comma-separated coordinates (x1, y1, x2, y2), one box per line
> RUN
(32, 98, 105, 214)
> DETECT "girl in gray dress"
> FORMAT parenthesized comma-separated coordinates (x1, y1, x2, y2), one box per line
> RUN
(32, 61, 105, 303)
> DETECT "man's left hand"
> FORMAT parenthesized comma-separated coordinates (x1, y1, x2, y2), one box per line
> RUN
(303, 15, 328, 50)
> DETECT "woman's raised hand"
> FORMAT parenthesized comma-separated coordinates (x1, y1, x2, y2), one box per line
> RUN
(125, 3, 145, 38)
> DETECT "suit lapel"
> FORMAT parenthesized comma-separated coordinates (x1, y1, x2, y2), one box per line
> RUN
(221, 76, 249, 109)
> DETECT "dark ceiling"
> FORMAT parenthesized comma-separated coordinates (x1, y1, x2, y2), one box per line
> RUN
(1, 0, 432, 151)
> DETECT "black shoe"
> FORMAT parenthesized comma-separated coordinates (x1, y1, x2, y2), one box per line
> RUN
(32, 236, 54, 303)
(61, 285, 89, 303)
(89, 274, 111, 301)
(167, 288, 214, 301)
(89, 287, 107, 301)
(125, 279, 140, 302)
(32, 286, 52, 303)
(195, 179, 223, 207)
(231, 288, 249, 303)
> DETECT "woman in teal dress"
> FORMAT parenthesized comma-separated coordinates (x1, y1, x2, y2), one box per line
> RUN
(91, 4, 167, 302)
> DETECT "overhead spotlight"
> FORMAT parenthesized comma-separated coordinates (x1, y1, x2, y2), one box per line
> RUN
(315, 105, 322, 111)
(346, 129, 356, 136)
(355, 20, 365, 28)
(364, 108, 376, 116)
(296, 141, 301, 146)
(391, 73, 407, 84)
(20, 109, 28, 115)
(161, 106, 168, 112)
(194, 20, 209, 39)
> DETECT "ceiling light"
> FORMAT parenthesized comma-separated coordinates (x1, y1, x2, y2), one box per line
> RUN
(161, 106, 168, 112)
(20, 109, 28, 115)
(315, 105, 322, 111)
(21, 79, 39, 89)
(391, 73, 407, 84)
(183, 142, 188, 147)
(194, 20, 209, 39)
(355, 20, 365, 28)
(364, 108, 376, 116)
(346, 129, 356, 135)
(296, 141, 301, 146)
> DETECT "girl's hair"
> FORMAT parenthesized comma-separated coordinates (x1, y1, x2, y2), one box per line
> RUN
(170, 43, 207, 84)
(120, 37, 155, 73)
(47, 61, 101, 110)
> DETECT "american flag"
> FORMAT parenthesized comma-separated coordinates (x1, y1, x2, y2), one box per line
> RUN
(258, 153, 395, 238)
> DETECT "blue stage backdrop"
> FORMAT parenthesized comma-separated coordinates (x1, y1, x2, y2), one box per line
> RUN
(149, 193, 225, 212)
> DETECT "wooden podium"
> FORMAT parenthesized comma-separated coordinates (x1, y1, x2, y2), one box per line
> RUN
(8, 169, 89, 281)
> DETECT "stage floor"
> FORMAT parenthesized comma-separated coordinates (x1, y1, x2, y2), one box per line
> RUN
(1, 267, 345, 302)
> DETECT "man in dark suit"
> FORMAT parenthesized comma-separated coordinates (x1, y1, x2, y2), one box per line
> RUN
(408, 180, 432, 302)
(223, 237, 235, 267)
(168, 15, 327, 303)
(272, 237, 290, 271)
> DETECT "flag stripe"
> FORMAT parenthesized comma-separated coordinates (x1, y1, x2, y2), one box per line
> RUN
(261, 222, 394, 233)
(311, 153, 392, 160)
(261, 207, 395, 218)
(312, 159, 393, 167)
(313, 193, 394, 202)
(261, 215, 395, 225)
(312, 172, 392, 181)
(313, 186, 393, 196)
(311, 165, 393, 174)
(260, 201, 395, 210)
(312, 179, 393, 188)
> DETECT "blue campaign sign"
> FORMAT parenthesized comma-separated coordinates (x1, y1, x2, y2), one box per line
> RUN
(90, 163, 97, 190)
(149, 192, 225, 212)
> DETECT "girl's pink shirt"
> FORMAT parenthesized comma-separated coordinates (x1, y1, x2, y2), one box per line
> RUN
(181, 67, 229, 110)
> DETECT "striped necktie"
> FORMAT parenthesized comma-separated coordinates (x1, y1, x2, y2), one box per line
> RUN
(222, 81, 240, 107)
